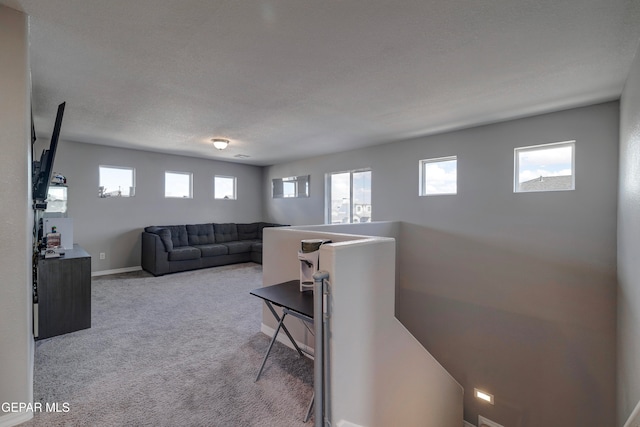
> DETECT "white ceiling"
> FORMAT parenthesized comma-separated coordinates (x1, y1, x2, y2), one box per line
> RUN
(4, 0, 640, 166)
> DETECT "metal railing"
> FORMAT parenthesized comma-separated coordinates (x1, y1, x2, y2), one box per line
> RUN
(313, 270, 331, 427)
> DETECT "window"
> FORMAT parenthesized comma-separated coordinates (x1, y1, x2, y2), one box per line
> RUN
(165, 171, 192, 198)
(214, 175, 236, 200)
(283, 180, 296, 197)
(514, 141, 575, 193)
(419, 156, 457, 196)
(45, 185, 67, 215)
(99, 165, 135, 198)
(272, 175, 310, 198)
(327, 169, 371, 224)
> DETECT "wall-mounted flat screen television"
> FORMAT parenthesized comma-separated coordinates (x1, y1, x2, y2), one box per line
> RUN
(33, 102, 65, 207)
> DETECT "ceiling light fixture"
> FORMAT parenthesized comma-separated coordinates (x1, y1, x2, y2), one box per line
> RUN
(212, 138, 229, 150)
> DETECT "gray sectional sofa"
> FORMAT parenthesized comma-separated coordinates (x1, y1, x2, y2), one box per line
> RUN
(141, 222, 285, 276)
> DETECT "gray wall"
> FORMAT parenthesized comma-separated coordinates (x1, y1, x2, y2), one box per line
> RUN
(618, 44, 640, 425)
(0, 5, 34, 424)
(48, 140, 263, 272)
(264, 102, 619, 426)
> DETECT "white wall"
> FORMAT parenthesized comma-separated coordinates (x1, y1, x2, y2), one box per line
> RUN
(264, 102, 619, 426)
(618, 42, 640, 426)
(0, 5, 34, 426)
(292, 222, 402, 311)
(262, 227, 374, 349)
(324, 237, 463, 426)
(261, 223, 402, 348)
(262, 227, 463, 426)
(45, 140, 263, 272)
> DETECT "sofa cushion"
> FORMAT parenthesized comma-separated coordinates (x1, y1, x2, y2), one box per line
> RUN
(214, 223, 238, 243)
(168, 246, 201, 261)
(187, 224, 216, 245)
(145, 227, 174, 251)
(251, 241, 263, 253)
(161, 225, 189, 248)
(157, 229, 173, 251)
(223, 241, 253, 255)
(237, 223, 259, 240)
(195, 244, 228, 257)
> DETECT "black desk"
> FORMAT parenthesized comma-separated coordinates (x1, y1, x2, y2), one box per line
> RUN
(251, 280, 315, 422)
(250, 280, 314, 381)
(250, 280, 313, 319)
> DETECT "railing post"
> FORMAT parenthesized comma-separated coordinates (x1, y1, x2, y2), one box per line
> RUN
(313, 270, 330, 427)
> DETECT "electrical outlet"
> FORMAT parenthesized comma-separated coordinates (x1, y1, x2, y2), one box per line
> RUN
(479, 416, 504, 427)
(99, 252, 105, 260)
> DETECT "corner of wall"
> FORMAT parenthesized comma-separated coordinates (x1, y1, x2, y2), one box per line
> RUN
(618, 35, 640, 427)
(0, 3, 36, 423)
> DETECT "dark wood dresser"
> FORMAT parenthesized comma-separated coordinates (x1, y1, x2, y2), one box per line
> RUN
(35, 244, 91, 340)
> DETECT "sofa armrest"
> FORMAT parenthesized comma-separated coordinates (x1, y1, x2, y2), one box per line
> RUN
(141, 232, 170, 276)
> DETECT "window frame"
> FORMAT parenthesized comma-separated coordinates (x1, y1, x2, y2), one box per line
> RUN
(164, 170, 193, 199)
(325, 168, 372, 224)
(419, 155, 458, 196)
(98, 165, 136, 198)
(514, 140, 575, 193)
(214, 175, 237, 200)
(272, 175, 310, 198)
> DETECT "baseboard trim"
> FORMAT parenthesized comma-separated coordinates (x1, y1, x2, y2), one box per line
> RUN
(463, 421, 476, 427)
(0, 411, 33, 427)
(260, 323, 314, 359)
(91, 266, 142, 277)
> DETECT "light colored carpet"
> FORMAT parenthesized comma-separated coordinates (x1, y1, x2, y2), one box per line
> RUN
(22, 263, 313, 426)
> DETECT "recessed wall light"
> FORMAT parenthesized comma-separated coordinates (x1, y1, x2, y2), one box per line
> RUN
(474, 388, 494, 405)
(212, 138, 229, 150)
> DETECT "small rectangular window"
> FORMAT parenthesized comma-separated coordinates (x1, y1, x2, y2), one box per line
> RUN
(514, 141, 575, 193)
(214, 175, 236, 200)
(283, 179, 296, 197)
(165, 171, 192, 198)
(419, 156, 457, 196)
(99, 165, 135, 198)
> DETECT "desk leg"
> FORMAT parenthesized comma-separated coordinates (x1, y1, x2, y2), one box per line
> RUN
(265, 303, 305, 358)
(256, 309, 288, 382)
(256, 301, 314, 423)
(280, 308, 307, 358)
(256, 302, 307, 381)
(304, 393, 314, 423)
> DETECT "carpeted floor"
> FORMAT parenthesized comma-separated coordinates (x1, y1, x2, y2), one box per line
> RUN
(22, 263, 313, 427)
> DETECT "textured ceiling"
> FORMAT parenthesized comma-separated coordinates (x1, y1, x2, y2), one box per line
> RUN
(4, 0, 640, 166)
